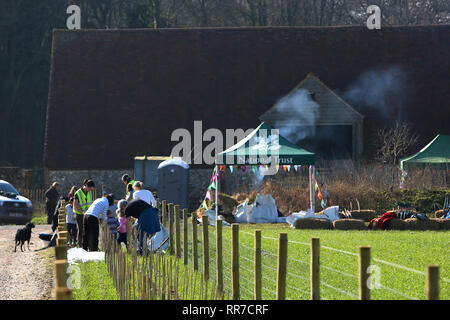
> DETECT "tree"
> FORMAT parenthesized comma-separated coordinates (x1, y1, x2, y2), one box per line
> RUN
(376, 122, 419, 186)
(0, 0, 69, 166)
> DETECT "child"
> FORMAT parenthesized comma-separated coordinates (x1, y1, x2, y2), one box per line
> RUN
(106, 209, 119, 237)
(65, 198, 77, 246)
(116, 200, 128, 248)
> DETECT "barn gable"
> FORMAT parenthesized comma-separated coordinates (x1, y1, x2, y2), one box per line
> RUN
(260, 73, 364, 159)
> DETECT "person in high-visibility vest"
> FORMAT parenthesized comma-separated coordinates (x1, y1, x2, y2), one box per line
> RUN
(73, 179, 95, 248)
(122, 174, 135, 202)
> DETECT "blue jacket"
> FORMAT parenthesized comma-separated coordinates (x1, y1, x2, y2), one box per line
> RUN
(136, 207, 161, 236)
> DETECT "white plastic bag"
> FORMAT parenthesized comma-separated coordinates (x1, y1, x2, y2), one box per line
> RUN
(67, 248, 105, 264)
(234, 200, 250, 223)
(248, 194, 279, 224)
(149, 223, 169, 251)
(286, 210, 315, 227)
(321, 206, 340, 222)
(286, 206, 340, 227)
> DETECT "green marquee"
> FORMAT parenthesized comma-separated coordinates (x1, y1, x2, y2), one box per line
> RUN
(400, 134, 450, 170)
(215, 122, 315, 166)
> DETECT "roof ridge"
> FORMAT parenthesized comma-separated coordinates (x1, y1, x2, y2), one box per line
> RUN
(53, 24, 450, 33)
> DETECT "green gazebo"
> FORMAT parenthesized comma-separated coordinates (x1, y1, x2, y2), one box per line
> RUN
(214, 122, 316, 218)
(400, 134, 450, 170)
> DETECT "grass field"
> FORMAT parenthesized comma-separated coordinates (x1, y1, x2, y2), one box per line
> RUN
(193, 224, 449, 300)
(72, 261, 119, 300)
(72, 224, 449, 300)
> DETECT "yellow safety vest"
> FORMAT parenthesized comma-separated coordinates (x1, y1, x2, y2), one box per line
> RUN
(74, 188, 94, 215)
(126, 180, 135, 197)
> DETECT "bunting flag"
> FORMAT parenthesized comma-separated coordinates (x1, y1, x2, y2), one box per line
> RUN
(325, 189, 329, 198)
(201, 200, 208, 209)
(317, 190, 322, 200)
(320, 181, 324, 188)
(294, 165, 298, 172)
(321, 199, 325, 209)
(206, 190, 211, 200)
(287, 165, 291, 172)
(229, 165, 234, 173)
(208, 180, 216, 190)
(252, 166, 256, 173)
(282, 165, 287, 172)
(276, 165, 280, 172)
(315, 181, 319, 191)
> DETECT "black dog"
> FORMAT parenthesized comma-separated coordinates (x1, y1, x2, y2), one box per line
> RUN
(14, 222, 35, 252)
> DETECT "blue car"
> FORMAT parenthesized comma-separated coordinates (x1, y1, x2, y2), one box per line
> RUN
(0, 180, 33, 225)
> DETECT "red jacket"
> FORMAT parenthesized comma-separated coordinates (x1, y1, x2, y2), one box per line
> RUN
(368, 211, 396, 230)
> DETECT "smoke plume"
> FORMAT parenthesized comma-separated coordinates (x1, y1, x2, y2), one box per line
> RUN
(272, 88, 320, 143)
(341, 65, 412, 120)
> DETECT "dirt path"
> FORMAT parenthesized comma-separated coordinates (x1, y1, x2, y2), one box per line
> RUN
(0, 224, 54, 300)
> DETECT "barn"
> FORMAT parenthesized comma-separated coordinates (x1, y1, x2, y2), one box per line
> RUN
(43, 25, 450, 198)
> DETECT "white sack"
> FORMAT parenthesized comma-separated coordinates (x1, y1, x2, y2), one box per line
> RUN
(247, 194, 279, 224)
(320, 206, 340, 222)
(67, 248, 105, 264)
(148, 223, 169, 251)
(234, 200, 252, 224)
(286, 206, 340, 228)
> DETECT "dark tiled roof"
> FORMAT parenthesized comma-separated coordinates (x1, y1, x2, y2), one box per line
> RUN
(44, 26, 450, 169)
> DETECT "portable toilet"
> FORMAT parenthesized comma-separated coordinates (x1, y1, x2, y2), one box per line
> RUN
(134, 156, 172, 191)
(157, 158, 189, 212)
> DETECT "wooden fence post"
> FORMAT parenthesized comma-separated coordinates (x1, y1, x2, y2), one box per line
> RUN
(216, 219, 223, 292)
(254, 230, 262, 300)
(156, 198, 160, 220)
(55, 245, 68, 260)
(202, 215, 209, 280)
(175, 205, 181, 259)
(232, 223, 239, 300)
(168, 203, 174, 254)
(192, 211, 198, 271)
(59, 231, 69, 240)
(426, 265, 439, 300)
(161, 200, 167, 227)
(183, 209, 188, 265)
(311, 237, 320, 300)
(359, 246, 371, 300)
(54, 259, 72, 300)
(276, 233, 288, 300)
(56, 237, 67, 246)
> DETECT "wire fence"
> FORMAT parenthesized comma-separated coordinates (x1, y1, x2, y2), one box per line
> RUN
(53, 196, 446, 301)
(160, 197, 445, 300)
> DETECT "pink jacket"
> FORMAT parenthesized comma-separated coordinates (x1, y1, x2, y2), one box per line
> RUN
(118, 216, 127, 233)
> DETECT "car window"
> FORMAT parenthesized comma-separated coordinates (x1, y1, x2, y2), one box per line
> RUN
(0, 183, 19, 195)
